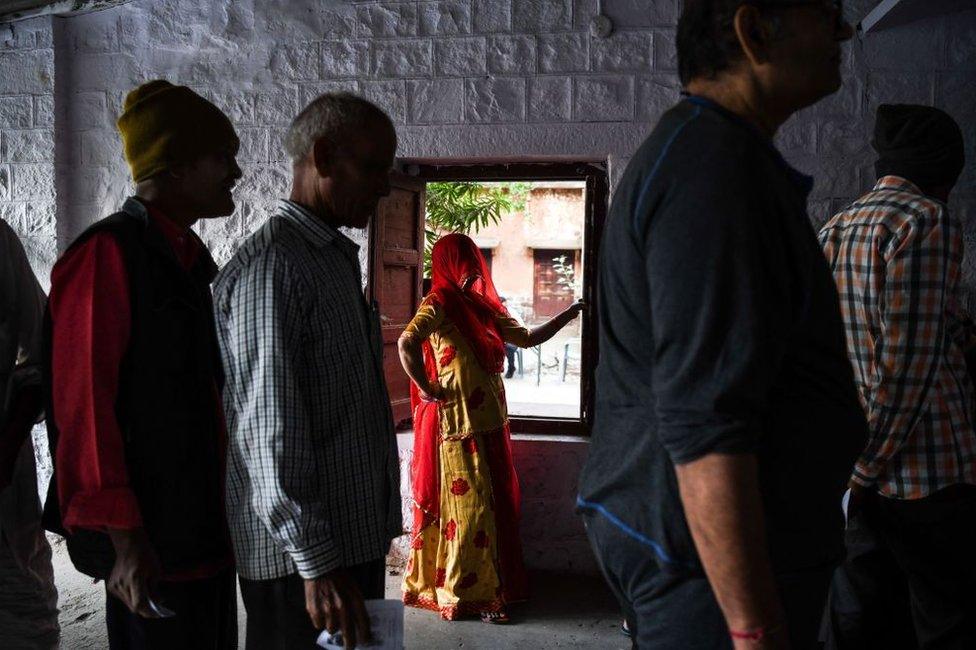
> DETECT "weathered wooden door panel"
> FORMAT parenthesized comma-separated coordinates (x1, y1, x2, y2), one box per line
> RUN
(369, 173, 425, 428)
(532, 248, 574, 319)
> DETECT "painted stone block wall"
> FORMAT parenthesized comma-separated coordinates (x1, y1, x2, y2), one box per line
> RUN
(1, 0, 975, 574)
(0, 16, 57, 497)
(0, 15, 56, 287)
(40, 0, 976, 294)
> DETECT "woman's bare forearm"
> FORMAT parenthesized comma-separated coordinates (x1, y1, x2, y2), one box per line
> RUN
(674, 453, 787, 647)
(525, 302, 582, 347)
(397, 335, 438, 396)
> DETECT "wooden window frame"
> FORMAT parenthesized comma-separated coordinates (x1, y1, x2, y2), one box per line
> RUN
(365, 172, 427, 428)
(404, 161, 609, 436)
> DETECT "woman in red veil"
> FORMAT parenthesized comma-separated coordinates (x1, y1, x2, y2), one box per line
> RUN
(398, 233, 584, 623)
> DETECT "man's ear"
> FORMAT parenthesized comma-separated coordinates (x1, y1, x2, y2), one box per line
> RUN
(166, 162, 187, 180)
(312, 137, 335, 178)
(733, 4, 776, 67)
(167, 153, 206, 181)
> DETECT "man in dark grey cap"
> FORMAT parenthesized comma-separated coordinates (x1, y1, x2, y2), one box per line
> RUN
(820, 104, 974, 648)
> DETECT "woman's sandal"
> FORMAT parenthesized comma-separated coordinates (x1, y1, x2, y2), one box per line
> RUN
(480, 610, 511, 624)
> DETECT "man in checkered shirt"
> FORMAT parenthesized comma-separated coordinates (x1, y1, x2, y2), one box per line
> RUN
(819, 104, 975, 647)
(213, 94, 401, 650)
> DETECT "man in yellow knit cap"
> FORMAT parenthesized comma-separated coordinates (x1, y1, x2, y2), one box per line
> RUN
(43, 80, 241, 649)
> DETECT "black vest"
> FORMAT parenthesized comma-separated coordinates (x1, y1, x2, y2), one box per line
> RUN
(42, 205, 229, 579)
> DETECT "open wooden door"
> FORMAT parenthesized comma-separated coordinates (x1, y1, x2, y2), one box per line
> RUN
(368, 172, 425, 429)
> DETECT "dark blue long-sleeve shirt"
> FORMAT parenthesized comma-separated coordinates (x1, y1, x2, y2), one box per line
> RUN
(578, 97, 867, 575)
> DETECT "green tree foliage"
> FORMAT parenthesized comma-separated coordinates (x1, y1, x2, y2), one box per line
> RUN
(423, 182, 530, 276)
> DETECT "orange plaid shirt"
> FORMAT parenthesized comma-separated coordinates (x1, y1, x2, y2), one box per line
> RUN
(819, 176, 976, 499)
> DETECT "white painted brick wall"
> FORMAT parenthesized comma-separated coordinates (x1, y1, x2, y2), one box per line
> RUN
(576, 74, 634, 121)
(362, 80, 408, 125)
(528, 76, 572, 122)
(465, 76, 526, 122)
(591, 32, 652, 72)
(0, 0, 974, 574)
(0, 16, 55, 285)
(539, 32, 589, 72)
(0, 96, 33, 128)
(488, 34, 537, 74)
(322, 40, 370, 78)
(407, 78, 464, 123)
(420, 1, 472, 36)
(473, 0, 510, 33)
(433, 36, 487, 76)
(358, 3, 420, 38)
(513, 0, 573, 32)
(373, 39, 433, 77)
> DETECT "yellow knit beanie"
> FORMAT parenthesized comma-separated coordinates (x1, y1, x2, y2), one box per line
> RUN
(117, 80, 239, 183)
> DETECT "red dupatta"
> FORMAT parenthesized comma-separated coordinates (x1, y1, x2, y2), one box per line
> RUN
(427, 233, 508, 375)
(409, 234, 511, 542)
(409, 341, 441, 540)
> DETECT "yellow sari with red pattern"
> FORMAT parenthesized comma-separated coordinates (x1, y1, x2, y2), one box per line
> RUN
(401, 298, 530, 620)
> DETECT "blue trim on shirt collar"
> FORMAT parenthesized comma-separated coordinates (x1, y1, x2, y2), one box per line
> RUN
(685, 95, 815, 198)
(633, 104, 703, 233)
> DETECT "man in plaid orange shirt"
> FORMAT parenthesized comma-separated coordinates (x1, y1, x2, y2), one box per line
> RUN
(819, 104, 975, 648)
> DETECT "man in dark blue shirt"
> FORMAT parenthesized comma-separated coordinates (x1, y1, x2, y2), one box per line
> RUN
(578, 1, 866, 648)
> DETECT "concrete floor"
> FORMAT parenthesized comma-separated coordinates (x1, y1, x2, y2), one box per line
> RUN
(52, 537, 629, 649)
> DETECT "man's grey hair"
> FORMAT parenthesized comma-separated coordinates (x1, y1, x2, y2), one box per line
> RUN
(284, 92, 394, 162)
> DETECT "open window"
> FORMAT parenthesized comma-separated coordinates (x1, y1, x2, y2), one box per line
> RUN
(369, 162, 609, 436)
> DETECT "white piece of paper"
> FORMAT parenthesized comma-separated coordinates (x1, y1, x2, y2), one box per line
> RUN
(316, 599, 404, 650)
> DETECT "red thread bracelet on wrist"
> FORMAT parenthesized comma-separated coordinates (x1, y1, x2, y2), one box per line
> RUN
(730, 628, 765, 640)
(729, 624, 780, 641)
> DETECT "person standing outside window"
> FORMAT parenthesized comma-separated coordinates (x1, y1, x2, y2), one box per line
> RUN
(499, 296, 526, 379)
(819, 104, 975, 648)
(577, 1, 865, 648)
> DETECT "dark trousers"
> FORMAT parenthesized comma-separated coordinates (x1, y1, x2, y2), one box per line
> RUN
(823, 485, 976, 650)
(238, 559, 386, 650)
(583, 512, 832, 649)
(505, 343, 518, 377)
(105, 567, 237, 650)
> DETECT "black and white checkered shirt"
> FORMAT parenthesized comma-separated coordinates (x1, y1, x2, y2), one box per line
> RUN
(213, 200, 402, 581)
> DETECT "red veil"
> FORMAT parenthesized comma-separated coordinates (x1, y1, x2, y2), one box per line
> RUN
(428, 233, 509, 374)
